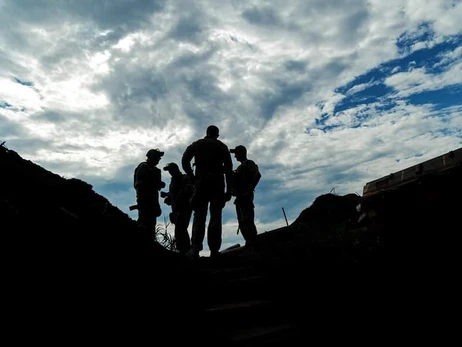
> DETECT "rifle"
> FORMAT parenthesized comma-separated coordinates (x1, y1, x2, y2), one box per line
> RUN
(131, 191, 169, 210)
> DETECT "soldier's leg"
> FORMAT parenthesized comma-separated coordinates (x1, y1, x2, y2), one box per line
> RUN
(138, 200, 156, 228)
(174, 208, 192, 254)
(137, 202, 157, 243)
(137, 197, 147, 226)
(236, 203, 243, 230)
(238, 200, 257, 245)
(190, 200, 207, 253)
(208, 198, 223, 254)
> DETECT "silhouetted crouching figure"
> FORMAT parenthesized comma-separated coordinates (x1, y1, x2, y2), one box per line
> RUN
(181, 125, 233, 259)
(134, 148, 166, 235)
(162, 162, 194, 255)
(230, 145, 261, 246)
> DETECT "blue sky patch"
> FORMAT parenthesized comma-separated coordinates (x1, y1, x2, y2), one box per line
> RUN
(14, 77, 34, 86)
(334, 83, 395, 114)
(322, 32, 462, 130)
(396, 22, 436, 55)
(336, 33, 461, 96)
(1, 101, 13, 108)
(407, 84, 462, 108)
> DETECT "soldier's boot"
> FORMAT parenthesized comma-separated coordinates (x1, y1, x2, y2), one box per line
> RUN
(186, 245, 200, 260)
(210, 250, 221, 259)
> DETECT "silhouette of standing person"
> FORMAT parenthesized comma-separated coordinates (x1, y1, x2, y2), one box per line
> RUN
(162, 162, 194, 255)
(133, 148, 166, 236)
(230, 145, 261, 247)
(181, 125, 233, 258)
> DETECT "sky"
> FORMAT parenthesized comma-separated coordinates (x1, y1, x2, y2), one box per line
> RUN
(1, 0, 461, 255)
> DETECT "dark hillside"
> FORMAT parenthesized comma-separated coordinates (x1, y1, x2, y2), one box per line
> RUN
(1, 143, 208, 343)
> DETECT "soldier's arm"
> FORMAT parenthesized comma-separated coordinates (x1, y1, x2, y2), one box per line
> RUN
(246, 161, 261, 192)
(252, 163, 261, 190)
(181, 144, 195, 179)
(162, 191, 172, 205)
(223, 147, 234, 194)
(154, 167, 165, 191)
(182, 176, 194, 196)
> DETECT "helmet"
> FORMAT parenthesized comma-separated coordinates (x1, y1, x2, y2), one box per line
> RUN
(163, 162, 179, 172)
(230, 145, 246, 154)
(146, 148, 164, 158)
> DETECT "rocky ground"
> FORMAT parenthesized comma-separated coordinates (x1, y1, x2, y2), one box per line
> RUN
(2, 142, 460, 345)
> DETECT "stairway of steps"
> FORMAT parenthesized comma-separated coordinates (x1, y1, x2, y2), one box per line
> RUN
(191, 247, 303, 346)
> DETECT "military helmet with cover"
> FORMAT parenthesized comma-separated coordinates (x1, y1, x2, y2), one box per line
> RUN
(230, 145, 246, 154)
(146, 148, 164, 158)
(163, 162, 180, 172)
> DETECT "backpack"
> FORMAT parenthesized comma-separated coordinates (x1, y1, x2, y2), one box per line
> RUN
(133, 162, 143, 189)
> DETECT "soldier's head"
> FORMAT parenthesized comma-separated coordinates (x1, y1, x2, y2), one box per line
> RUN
(163, 162, 181, 176)
(206, 125, 219, 139)
(230, 145, 247, 162)
(146, 148, 164, 165)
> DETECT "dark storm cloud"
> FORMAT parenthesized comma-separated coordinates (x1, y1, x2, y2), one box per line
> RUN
(92, 36, 231, 131)
(242, 6, 282, 27)
(3, 0, 166, 30)
(102, 67, 168, 105)
(259, 80, 312, 119)
(284, 60, 308, 72)
(336, 5, 370, 40)
(1, 0, 167, 53)
(168, 43, 219, 69)
(168, 15, 206, 44)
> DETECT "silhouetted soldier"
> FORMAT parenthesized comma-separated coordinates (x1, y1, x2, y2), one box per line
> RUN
(134, 148, 166, 234)
(181, 125, 233, 258)
(162, 162, 194, 255)
(230, 145, 261, 246)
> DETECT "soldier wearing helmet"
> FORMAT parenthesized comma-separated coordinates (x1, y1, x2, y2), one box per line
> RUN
(181, 125, 233, 258)
(162, 162, 194, 255)
(133, 148, 166, 233)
